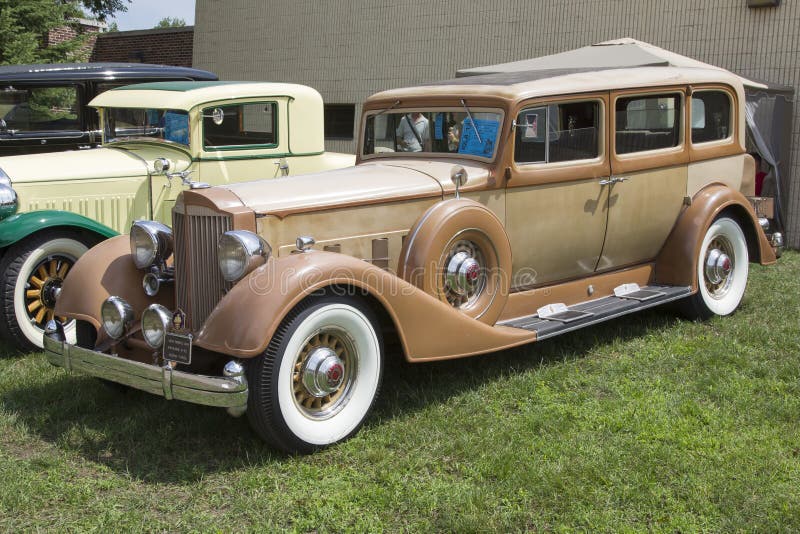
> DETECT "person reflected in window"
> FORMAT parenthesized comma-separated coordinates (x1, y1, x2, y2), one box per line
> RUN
(396, 112, 429, 152)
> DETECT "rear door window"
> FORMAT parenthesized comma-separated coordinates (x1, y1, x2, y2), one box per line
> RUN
(615, 93, 681, 155)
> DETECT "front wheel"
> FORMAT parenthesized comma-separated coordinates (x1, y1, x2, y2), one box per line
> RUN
(246, 296, 383, 453)
(0, 232, 92, 352)
(680, 217, 749, 320)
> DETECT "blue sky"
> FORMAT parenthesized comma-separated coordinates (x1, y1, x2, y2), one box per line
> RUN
(109, 0, 196, 31)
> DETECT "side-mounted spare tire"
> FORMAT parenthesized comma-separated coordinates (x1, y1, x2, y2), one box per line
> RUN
(398, 199, 511, 325)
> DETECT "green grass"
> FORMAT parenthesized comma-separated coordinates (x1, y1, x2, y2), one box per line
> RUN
(1, 253, 799, 532)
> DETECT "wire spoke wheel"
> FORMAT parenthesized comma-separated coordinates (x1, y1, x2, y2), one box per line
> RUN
(291, 327, 357, 419)
(703, 236, 735, 299)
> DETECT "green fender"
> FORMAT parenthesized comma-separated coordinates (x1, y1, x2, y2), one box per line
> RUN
(0, 210, 119, 249)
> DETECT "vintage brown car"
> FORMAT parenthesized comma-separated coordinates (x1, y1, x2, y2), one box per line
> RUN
(44, 65, 781, 453)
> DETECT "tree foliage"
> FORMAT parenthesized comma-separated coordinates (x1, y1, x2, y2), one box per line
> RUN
(154, 17, 186, 29)
(0, 0, 129, 65)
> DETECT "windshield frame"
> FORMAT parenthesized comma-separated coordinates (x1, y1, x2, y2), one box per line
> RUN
(360, 106, 505, 163)
(100, 106, 191, 147)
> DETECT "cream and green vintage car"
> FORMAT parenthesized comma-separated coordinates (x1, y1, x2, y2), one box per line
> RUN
(45, 65, 781, 453)
(0, 81, 354, 350)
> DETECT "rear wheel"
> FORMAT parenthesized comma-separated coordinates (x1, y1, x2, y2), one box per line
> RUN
(246, 296, 383, 453)
(0, 232, 92, 352)
(680, 217, 749, 320)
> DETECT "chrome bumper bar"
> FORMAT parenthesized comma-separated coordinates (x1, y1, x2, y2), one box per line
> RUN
(43, 322, 248, 416)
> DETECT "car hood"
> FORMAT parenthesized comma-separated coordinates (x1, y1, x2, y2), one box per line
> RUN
(220, 159, 490, 216)
(0, 144, 191, 184)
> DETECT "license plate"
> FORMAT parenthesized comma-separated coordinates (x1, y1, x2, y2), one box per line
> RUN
(163, 332, 192, 365)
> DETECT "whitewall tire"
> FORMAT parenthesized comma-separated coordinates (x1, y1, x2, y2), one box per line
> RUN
(247, 296, 383, 453)
(681, 217, 749, 320)
(0, 232, 90, 351)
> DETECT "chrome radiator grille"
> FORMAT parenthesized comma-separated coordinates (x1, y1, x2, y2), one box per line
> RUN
(173, 211, 232, 330)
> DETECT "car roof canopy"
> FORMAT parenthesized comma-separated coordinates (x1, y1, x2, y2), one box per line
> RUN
(456, 38, 773, 87)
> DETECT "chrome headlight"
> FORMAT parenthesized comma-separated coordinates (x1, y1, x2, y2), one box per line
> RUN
(130, 220, 173, 269)
(0, 184, 17, 220)
(218, 230, 271, 282)
(101, 296, 133, 340)
(141, 303, 172, 349)
(0, 168, 17, 220)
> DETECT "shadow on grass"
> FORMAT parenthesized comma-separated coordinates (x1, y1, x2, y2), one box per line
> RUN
(1, 308, 680, 484)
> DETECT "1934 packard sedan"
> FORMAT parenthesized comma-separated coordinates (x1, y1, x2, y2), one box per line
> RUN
(44, 65, 780, 453)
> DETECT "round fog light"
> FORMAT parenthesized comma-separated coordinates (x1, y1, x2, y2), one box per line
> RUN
(141, 304, 172, 349)
(101, 296, 133, 340)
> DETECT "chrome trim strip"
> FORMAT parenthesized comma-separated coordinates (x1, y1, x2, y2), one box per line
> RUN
(44, 332, 247, 411)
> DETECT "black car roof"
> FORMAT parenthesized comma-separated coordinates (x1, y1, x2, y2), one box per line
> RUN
(0, 62, 217, 82)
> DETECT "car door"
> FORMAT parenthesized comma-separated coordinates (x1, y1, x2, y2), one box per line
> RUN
(505, 94, 610, 288)
(598, 87, 689, 272)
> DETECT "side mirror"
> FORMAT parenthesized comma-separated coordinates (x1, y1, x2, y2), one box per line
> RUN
(450, 165, 467, 199)
(203, 107, 225, 125)
(0, 119, 7, 131)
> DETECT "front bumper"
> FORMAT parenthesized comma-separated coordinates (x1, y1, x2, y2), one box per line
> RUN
(43, 322, 248, 416)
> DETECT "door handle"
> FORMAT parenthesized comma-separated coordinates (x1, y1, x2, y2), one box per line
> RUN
(599, 177, 629, 186)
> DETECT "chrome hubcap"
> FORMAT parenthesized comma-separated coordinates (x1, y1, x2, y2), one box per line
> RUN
(704, 238, 734, 298)
(443, 239, 486, 308)
(705, 248, 731, 285)
(302, 347, 345, 397)
(292, 328, 356, 419)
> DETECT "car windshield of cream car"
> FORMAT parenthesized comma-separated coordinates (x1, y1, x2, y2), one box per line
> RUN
(103, 107, 191, 145)
(362, 108, 503, 159)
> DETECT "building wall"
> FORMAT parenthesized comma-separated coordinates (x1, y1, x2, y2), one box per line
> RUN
(193, 0, 800, 246)
(91, 27, 195, 67)
(47, 20, 105, 60)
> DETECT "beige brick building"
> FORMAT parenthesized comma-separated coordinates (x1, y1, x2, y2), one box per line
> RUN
(193, 0, 800, 246)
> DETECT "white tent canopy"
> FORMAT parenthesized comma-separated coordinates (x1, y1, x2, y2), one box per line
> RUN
(456, 38, 768, 90)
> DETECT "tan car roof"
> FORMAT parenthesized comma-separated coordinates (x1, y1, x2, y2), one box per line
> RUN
(367, 66, 749, 105)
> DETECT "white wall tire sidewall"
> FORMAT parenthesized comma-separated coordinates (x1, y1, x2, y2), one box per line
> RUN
(13, 238, 87, 348)
(276, 303, 381, 446)
(697, 218, 748, 316)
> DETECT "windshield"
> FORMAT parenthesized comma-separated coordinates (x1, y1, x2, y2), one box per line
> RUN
(103, 107, 190, 145)
(363, 108, 503, 160)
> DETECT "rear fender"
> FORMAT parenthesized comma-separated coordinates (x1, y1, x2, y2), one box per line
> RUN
(194, 251, 534, 361)
(655, 184, 776, 290)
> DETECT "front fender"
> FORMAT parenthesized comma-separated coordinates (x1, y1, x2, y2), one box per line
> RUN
(0, 210, 118, 249)
(194, 252, 534, 362)
(55, 235, 173, 335)
(655, 184, 776, 290)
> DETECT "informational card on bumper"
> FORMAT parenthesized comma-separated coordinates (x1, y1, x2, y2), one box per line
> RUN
(163, 332, 192, 365)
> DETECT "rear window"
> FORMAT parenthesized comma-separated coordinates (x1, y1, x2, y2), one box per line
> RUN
(691, 90, 732, 144)
(615, 93, 681, 155)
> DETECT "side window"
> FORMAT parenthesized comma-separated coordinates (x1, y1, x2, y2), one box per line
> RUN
(615, 93, 681, 155)
(203, 102, 277, 149)
(514, 100, 600, 164)
(691, 90, 732, 143)
(0, 85, 80, 132)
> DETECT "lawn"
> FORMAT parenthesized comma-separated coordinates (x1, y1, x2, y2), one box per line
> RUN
(1, 253, 798, 532)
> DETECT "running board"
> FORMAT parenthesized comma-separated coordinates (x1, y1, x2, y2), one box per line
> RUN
(498, 285, 692, 340)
